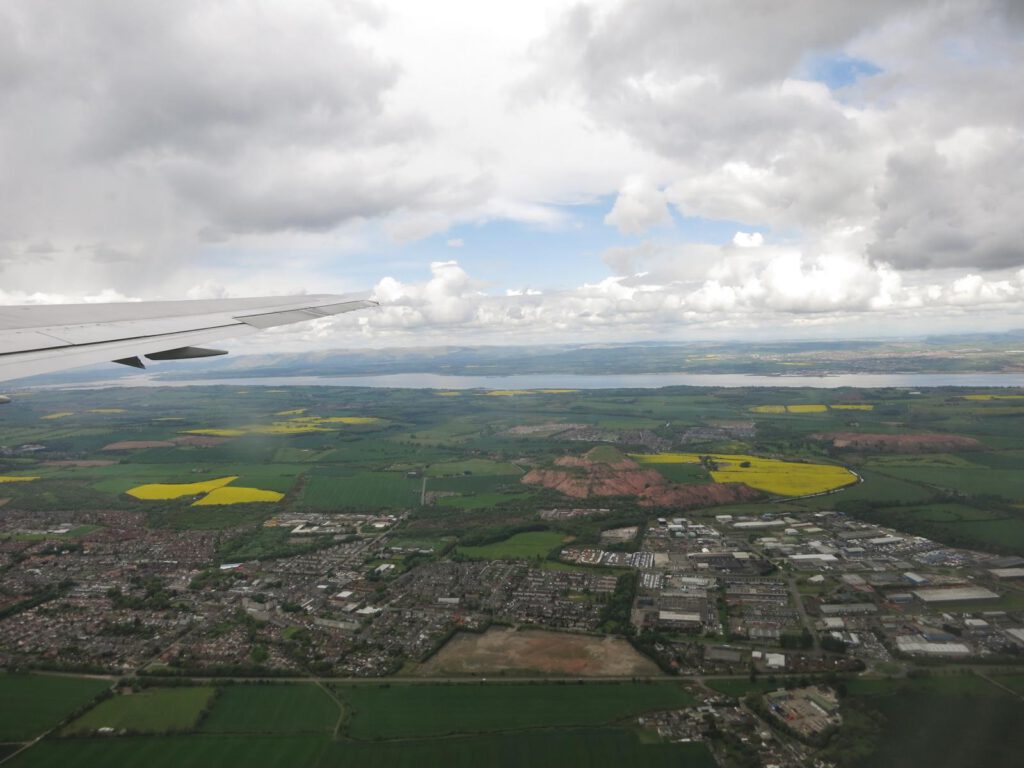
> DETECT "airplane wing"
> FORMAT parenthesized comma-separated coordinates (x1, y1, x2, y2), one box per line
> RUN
(0, 294, 377, 385)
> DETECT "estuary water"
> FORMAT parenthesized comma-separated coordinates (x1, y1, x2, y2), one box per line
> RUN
(43, 371, 1024, 391)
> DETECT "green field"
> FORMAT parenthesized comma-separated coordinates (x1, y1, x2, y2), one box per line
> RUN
(6, 730, 715, 768)
(871, 465, 1024, 500)
(436, 491, 531, 509)
(836, 675, 1024, 768)
(62, 687, 215, 735)
(335, 682, 695, 740)
(0, 675, 110, 742)
(456, 531, 566, 559)
(301, 470, 420, 509)
(646, 462, 710, 484)
(424, 459, 523, 477)
(200, 684, 338, 734)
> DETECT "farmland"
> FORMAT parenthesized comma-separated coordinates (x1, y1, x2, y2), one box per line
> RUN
(0, 675, 110, 742)
(3, 380, 1024, 765)
(5, 730, 715, 768)
(336, 681, 695, 740)
(631, 452, 857, 496)
(62, 687, 215, 735)
(200, 684, 338, 734)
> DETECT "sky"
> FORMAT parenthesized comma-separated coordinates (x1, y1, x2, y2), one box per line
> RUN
(1, 0, 1024, 350)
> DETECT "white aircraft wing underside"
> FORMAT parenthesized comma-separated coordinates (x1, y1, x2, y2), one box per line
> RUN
(0, 294, 376, 384)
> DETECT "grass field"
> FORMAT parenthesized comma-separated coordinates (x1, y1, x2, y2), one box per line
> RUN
(302, 471, 420, 509)
(456, 531, 565, 559)
(871, 465, 1024, 500)
(424, 459, 523, 477)
(62, 687, 215, 736)
(840, 675, 1024, 768)
(0, 675, 110, 742)
(7, 730, 715, 768)
(436, 491, 530, 509)
(335, 682, 696, 740)
(200, 685, 338, 734)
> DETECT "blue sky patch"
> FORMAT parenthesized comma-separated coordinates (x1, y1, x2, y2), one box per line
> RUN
(801, 53, 882, 89)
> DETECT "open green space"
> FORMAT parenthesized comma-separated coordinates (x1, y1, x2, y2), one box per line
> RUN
(62, 687, 215, 736)
(456, 530, 565, 559)
(0, 674, 110, 742)
(200, 684, 338, 734)
(334, 682, 696, 740)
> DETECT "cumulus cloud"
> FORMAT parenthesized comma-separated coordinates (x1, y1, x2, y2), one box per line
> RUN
(732, 232, 764, 248)
(604, 176, 672, 234)
(2, 0, 1023, 347)
(531, 0, 1024, 270)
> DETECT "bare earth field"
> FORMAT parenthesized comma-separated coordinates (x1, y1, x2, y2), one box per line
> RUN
(42, 460, 117, 467)
(417, 627, 663, 677)
(102, 440, 175, 451)
(815, 432, 983, 452)
(522, 451, 758, 508)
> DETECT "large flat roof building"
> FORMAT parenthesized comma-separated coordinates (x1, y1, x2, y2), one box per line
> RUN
(913, 587, 999, 603)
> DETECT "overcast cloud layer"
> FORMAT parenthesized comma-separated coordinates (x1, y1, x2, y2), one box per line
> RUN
(1, 0, 1023, 347)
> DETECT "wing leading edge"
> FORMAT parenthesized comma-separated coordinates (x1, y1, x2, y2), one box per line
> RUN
(0, 294, 377, 384)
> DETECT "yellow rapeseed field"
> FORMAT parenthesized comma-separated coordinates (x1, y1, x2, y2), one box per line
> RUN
(248, 424, 328, 435)
(183, 414, 381, 437)
(41, 412, 74, 420)
(750, 404, 873, 413)
(127, 476, 237, 500)
(0, 476, 40, 483)
(964, 394, 1024, 401)
(192, 487, 284, 506)
(630, 452, 856, 496)
(88, 408, 126, 414)
(312, 416, 380, 424)
(486, 389, 578, 396)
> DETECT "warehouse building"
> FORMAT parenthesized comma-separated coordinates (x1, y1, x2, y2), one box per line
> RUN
(913, 587, 999, 603)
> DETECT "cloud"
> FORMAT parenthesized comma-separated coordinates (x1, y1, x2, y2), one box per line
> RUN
(262, 256, 1024, 350)
(604, 176, 672, 234)
(1, 0, 1023, 347)
(732, 232, 764, 248)
(529, 0, 1024, 270)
